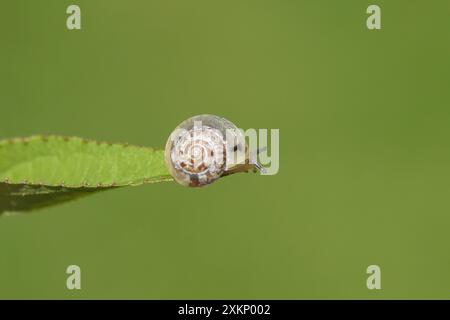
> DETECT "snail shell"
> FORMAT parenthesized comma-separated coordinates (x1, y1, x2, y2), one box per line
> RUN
(164, 114, 247, 187)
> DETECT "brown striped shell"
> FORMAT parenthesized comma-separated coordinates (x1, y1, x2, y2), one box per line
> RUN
(164, 114, 245, 187)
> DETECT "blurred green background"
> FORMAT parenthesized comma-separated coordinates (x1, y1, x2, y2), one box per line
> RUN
(1, 0, 449, 299)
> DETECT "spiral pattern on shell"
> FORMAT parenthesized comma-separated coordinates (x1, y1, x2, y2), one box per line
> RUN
(172, 126, 225, 186)
(165, 114, 247, 187)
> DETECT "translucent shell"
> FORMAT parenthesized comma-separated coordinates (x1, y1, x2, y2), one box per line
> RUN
(164, 114, 245, 187)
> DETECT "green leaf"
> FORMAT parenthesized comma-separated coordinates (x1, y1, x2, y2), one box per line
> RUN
(0, 135, 172, 214)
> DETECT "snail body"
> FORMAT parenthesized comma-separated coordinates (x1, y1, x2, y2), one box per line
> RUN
(164, 114, 260, 187)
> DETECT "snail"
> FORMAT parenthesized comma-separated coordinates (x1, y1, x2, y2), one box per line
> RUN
(164, 114, 264, 187)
